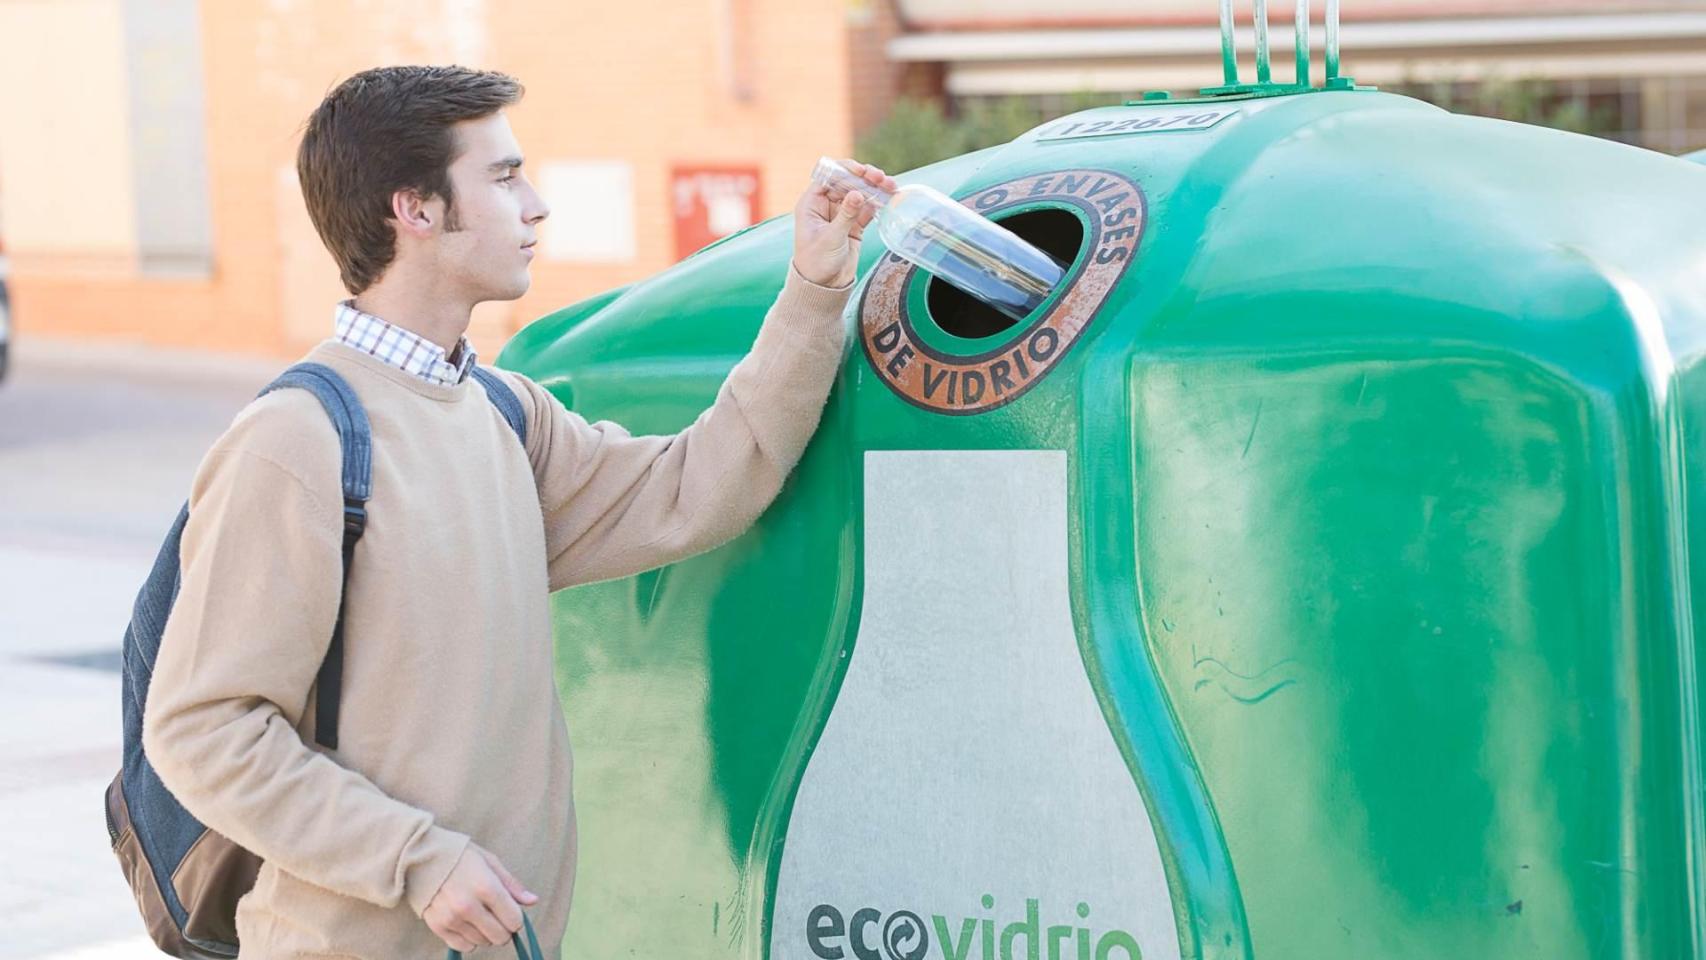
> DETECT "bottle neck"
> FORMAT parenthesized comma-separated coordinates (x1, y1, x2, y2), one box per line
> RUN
(811, 157, 894, 209)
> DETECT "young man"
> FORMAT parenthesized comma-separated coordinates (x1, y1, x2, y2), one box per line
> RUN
(141, 65, 894, 958)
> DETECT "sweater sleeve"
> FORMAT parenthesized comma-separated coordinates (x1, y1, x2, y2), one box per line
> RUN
(512, 261, 854, 590)
(141, 405, 471, 916)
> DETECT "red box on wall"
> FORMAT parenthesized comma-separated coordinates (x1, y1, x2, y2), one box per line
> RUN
(671, 165, 763, 261)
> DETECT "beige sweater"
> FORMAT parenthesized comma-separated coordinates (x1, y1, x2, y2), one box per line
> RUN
(142, 265, 852, 959)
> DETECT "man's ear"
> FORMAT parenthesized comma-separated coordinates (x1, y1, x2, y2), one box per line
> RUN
(391, 187, 441, 238)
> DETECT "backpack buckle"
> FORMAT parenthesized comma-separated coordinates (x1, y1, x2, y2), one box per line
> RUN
(342, 500, 368, 550)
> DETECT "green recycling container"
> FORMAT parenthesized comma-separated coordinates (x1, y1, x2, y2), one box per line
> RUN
(498, 89, 1706, 959)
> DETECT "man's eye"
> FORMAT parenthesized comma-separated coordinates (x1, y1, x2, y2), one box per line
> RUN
(500, 173, 516, 184)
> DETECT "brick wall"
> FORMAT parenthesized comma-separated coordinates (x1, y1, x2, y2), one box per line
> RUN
(1, 0, 855, 360)
(845, 0, 950, 149)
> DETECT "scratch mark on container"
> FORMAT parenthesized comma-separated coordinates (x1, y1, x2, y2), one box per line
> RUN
(1192, 655, 1301, 703)
(1241, 399, 1265, 460)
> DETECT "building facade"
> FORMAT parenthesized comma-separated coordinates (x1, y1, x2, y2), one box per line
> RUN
(885, 0, 1706, 153)
(0, 0, 857, 358)
(0, 0, 1700, 360)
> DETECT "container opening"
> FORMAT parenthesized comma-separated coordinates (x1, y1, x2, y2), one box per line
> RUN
(923, 208, 1085, 340)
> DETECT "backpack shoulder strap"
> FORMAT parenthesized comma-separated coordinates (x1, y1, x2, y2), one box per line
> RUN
(256, 362, 370, 751)
(259, 362, 372, 504)
(470, 365, 528, 447)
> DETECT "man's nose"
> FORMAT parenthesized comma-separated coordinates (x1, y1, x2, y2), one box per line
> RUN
(525, 185, 550, 224)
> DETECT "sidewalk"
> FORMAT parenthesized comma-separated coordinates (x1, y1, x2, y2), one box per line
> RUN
(0, 336, 277, 959)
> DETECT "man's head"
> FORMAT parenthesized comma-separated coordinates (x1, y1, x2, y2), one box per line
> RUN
(298, 65, 549, 302)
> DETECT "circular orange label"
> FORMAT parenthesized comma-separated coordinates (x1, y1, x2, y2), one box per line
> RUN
(858, 169, 1145, 416)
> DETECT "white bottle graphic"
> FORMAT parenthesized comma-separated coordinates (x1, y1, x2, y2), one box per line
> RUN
(772, 450, 1181, 960)
(811, 158, 1066, 322)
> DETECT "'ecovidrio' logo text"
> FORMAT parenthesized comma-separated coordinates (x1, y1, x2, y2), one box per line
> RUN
(803, 896, 1143, 960)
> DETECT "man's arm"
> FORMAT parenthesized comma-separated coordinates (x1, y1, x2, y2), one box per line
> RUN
(141, 398, 469, 915)
(511, 158, 894, 589)
(508, 262, 852, 590)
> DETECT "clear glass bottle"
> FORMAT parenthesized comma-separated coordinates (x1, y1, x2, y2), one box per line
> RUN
(811, 157, 1066, 322)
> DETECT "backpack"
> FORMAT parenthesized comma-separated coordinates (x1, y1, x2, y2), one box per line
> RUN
(104, 361, 527, 958)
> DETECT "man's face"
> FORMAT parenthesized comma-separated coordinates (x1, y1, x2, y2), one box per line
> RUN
(433, 112, 549, 303)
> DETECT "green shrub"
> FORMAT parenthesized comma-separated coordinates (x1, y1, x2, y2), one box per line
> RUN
(856, 92, 1121, 174)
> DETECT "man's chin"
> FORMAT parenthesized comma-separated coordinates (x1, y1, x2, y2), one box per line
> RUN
(479, 277, 531, 303)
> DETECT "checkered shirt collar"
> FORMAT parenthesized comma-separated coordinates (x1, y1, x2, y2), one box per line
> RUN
(333, 301, 477, 387)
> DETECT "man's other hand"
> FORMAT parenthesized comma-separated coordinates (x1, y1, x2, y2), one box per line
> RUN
(792, 158, 897, 288)
(423, 842, 539, 953)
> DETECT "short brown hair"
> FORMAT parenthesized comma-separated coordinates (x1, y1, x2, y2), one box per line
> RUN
(297, 65, 523, 294)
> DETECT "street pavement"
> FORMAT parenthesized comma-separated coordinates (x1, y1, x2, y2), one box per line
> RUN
(0, 336, 278, 959)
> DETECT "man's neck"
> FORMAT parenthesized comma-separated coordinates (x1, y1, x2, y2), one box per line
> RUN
(351, 277, 472, 355)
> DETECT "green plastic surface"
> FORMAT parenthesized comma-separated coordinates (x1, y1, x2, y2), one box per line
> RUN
(499, 90, 1706, 959)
